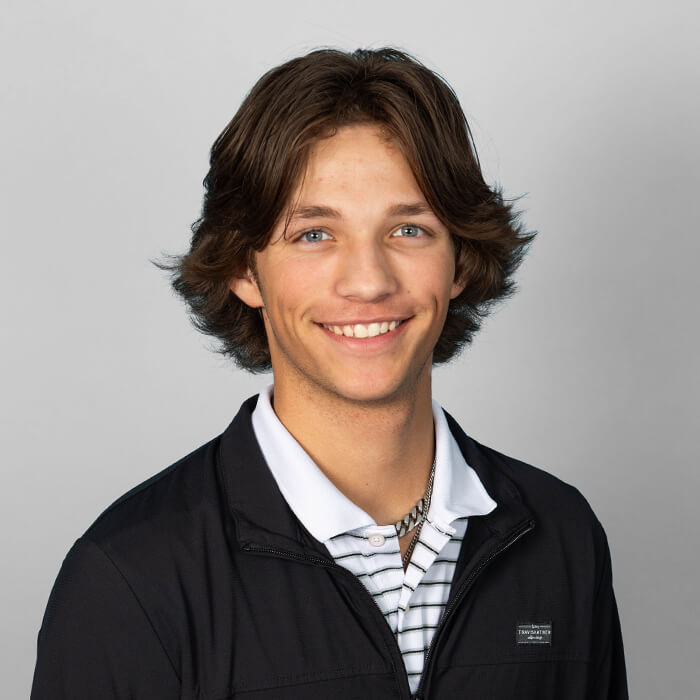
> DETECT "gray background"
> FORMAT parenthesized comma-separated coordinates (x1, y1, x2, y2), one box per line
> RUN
(2, 1, 698, 697)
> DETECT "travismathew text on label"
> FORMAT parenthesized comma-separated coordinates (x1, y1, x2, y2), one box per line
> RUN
(516, 622, 553, 645)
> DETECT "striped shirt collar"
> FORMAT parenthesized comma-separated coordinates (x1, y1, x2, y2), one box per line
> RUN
(251, 383, 497, 542)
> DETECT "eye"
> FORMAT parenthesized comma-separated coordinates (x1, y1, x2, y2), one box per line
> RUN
(296, 229, 332, 244)
(392, 224, 427, 238)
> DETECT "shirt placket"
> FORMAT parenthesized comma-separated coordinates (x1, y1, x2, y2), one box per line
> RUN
(396, 520, 453, 631)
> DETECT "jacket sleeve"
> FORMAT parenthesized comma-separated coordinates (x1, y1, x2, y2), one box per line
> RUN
(586, 519, 629, 699)
(31, 536, 181, 700)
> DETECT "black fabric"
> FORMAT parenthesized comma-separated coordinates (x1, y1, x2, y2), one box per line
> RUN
(31, 395, 629, 699)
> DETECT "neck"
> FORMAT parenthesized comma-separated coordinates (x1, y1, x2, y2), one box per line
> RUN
(270, 372, 435, 527)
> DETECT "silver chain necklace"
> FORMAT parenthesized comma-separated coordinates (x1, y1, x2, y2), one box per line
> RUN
(396, 456, 436, 567)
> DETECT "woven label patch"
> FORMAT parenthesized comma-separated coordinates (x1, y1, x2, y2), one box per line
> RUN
(516, 622, 552, 646)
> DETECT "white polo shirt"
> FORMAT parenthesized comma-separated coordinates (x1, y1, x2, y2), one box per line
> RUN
(251, 383, 497, 693)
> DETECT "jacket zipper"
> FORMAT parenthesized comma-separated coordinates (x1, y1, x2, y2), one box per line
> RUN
(412, 518, 536, 699)
(242, 517, 534, 700)
(240, 543, 414, 699)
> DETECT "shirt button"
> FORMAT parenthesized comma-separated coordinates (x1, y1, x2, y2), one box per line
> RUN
(368, 533, 385, 547)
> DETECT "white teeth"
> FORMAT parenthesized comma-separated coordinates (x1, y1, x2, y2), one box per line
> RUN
(322, 320, 404, 338)
(354, 324, 368, 338)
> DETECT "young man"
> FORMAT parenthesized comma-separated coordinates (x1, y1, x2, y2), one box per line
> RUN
(31, 48, 629, 699)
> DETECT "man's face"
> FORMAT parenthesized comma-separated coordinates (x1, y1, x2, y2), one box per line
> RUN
(229, 123, 465, 404)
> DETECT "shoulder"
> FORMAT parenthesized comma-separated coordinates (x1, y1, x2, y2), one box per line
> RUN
(36, 434, 230, 688)
(79, 434, 227, 574)
(483, 439, 596, 518)
(472, 435, 611, 558)
(446, 410, 599, 525)
(443, 406, 611, 561)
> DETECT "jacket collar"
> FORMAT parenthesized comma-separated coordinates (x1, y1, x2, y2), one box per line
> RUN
(217, 394, 535, 561)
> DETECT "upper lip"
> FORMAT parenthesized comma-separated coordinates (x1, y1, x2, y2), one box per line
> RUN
(316, 317, 411, 326)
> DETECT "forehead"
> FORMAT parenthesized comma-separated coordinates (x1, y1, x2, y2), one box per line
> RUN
(285, 123, 426, 215)
(305, 122, 403, 174)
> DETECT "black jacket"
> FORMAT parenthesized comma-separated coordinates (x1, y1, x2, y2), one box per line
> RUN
(31, 395, 629, 699)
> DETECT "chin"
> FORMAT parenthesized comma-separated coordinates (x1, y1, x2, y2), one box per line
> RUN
(322, 370, 423, 406)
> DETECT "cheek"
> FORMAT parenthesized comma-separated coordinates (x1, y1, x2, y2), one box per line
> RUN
(264, 259, 322, 314)
(407, 250, 456, 300)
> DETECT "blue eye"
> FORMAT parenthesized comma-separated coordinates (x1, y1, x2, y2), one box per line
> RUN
(298, 230, 331, 243)
(393, 224, 426, 238)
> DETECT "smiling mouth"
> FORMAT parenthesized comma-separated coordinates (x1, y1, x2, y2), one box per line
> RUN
(317, 319, 407, 338)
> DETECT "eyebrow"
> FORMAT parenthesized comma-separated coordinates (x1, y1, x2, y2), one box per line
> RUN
(287, 202, 434, 221)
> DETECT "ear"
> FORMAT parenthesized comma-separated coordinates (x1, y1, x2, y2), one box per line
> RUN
(228, 268, 264, 309)
(449, 238, 467, 300)
(449, 275, 466, 300)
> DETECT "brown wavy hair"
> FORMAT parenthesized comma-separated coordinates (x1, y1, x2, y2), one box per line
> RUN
(152, 47, 537, 373)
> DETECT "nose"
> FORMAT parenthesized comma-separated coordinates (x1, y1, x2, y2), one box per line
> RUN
(334, 239, 399, 302)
